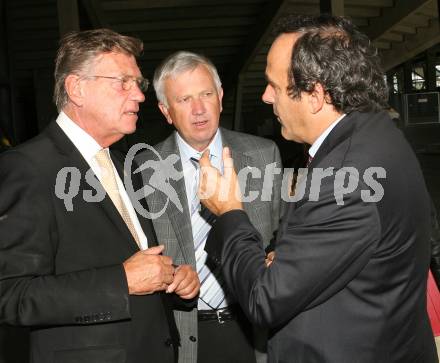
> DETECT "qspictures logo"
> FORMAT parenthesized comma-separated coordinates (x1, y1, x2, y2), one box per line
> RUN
(54, 143, 386, 219)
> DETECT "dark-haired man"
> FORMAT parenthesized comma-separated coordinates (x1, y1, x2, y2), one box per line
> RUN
(199, 14, 437, 363)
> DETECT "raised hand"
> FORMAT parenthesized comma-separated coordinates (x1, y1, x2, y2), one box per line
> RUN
(198, 146, 243, 216)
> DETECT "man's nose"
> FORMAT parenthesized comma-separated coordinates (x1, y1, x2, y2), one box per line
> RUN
(191, 98, 206, 115)
(262, 85, 274, 104)
(131, 81, 146, 103)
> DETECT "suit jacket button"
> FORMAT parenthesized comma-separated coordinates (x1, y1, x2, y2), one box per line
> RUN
(164, 338, 173, 347)
(189, 336, 197, 342)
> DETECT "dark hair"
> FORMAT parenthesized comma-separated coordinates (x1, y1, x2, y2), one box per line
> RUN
(54, 28, 143, 111)
(273, 14, 388, 113)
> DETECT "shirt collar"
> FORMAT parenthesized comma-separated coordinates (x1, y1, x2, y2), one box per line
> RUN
(309, 114, 346, 158)
(176, 128, 222, 163)
(56, 111, 103, 163)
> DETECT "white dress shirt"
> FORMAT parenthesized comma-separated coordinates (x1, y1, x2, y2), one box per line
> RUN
(309, 113, 346, 158)
(176, 129, 226, 309)
(176, 129, 223, 219)
(56, 111, 149, 250)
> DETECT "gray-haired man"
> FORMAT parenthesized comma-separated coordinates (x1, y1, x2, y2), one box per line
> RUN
(135, 51, 282, 363)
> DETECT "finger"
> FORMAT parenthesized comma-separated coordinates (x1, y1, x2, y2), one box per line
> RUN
(167, 266, 191, 293)
(175, 278, 197, 295)
(222, 146, 234, 169)
(143, 245, 165, 255)
(200, 166, 223, 202)
(198, 167, 216, 201)
(198, 149, 211, 167)
(166, 271, 185, 293)
(164, 271, 174, 285)
(158, 283, 169, 292)
(175, 271, 199, 293)
(179, 283, 200, 299)
(223, 146, 231, 159)
(149, 283, 169, 294)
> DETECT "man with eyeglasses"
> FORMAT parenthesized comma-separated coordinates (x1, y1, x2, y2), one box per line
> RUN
(0, 29, 199, 363)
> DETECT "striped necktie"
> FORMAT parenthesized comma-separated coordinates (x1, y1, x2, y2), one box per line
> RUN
(190, 157, 228, 309)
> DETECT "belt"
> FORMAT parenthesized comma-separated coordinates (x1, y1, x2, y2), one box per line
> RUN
(198, 305, 238, 324)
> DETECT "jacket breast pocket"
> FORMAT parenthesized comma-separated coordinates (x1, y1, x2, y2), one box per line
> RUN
(53, 346, 126, 363)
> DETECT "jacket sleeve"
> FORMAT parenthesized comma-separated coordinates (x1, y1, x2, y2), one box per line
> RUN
(0, 150, 131, 327)
(263, 142, 283, 254)
(205, 174, 381, 328)
(271, 142, 284, 237)
(430, 199, 440, 288)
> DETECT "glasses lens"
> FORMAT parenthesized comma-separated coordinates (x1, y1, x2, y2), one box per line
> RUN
(119, 77, 149, 92)
(138, 78, 149, 92)
(120, 77, 132, 91)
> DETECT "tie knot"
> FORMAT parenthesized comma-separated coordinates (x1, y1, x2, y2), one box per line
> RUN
(190, 156, 200, 166)
(95, 149, 112, 166)
(95, 149, 115, 180)
(190, 153, 213, 169)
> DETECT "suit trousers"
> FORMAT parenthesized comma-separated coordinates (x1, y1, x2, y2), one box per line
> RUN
(197, 308, 256, 363)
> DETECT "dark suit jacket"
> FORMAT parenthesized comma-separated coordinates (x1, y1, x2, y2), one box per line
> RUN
(206, 111, 437, 363)
(0, 122, 178, 363)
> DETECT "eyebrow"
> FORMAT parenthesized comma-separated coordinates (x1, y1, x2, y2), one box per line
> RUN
(265, 73, 276, 87)
(175, 94, 191, 101)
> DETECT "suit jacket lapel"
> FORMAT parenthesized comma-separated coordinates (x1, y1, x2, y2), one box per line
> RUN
(46, 122, 139, 253)
(294, 112, 358, 210)
(112, 151, 154, 250)
(220, 128, 253, 215)
(308, 112, 358, 169)
(150, 133, 195, 264)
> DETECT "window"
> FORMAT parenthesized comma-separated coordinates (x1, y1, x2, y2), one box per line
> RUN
(412, 64, 426, 90)
(389, 68, 403, 94)
(436, 64, 440, 88)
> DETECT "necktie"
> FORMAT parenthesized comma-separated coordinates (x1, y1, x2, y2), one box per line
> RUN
(190, 156, 227, 309)
(95, 149, 141, 248)
(306, 154, 313, 167)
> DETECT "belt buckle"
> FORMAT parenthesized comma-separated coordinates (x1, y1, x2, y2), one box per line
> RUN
(215, 309, 225, 324)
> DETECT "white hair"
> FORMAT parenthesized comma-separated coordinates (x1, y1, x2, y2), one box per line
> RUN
(153, 51, 222, 107)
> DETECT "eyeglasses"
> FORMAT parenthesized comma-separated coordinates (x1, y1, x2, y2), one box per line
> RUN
(84, 75, 149, 92)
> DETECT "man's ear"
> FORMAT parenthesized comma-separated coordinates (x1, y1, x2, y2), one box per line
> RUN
(158, 102, 173, 125)
(218, 87, 224, 113)
(309, 82, 326, 114)
(65, 74, 84, 107)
